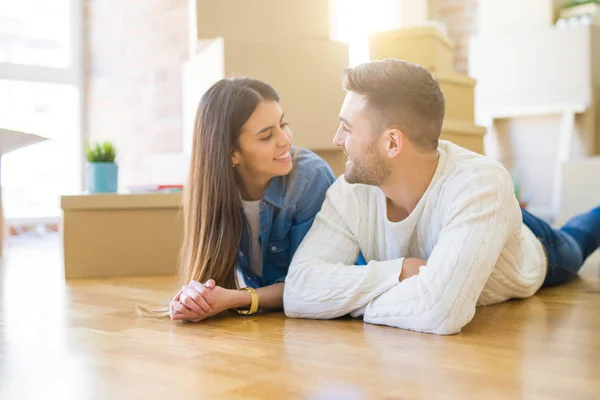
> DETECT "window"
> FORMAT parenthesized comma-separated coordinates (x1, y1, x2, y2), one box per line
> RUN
(0, 0, 72, 68)
(330, 0, 403, 65)
(0, 0, 82, 222)
(0, 80, 80, 220)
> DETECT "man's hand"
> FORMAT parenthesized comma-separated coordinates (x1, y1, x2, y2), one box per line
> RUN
(399, 258, 427, 281)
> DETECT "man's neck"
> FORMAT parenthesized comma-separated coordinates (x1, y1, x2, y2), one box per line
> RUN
(380, 150, 440, 222)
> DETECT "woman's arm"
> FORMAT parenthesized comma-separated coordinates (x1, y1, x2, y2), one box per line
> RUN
(227, 283, 284, 310)
(170, 281, 284, 321)
(172, 157, 335, 322)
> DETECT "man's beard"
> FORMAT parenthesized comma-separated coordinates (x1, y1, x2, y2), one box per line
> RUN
(344, 146, 389, 186)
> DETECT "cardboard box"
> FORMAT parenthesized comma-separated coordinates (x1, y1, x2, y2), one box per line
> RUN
(0, 128, 48, 257)
(182, 37, 349, 153)
(195, 0, 331, 42)
(438, 73, 476, 123)
(441, 119, 486, 155)
(61, 193, 184, 279)
(369, 27, 455, 74)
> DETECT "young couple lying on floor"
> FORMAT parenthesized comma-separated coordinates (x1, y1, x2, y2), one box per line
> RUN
(143, 59, 600, 335)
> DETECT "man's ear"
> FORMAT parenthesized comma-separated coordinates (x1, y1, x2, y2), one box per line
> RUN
(385, 128, 403, 158)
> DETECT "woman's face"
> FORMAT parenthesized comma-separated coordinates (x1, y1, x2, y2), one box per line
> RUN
(232, 100, 294, 180)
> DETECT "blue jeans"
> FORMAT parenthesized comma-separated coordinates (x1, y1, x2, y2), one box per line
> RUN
(522, 206, 600, 287)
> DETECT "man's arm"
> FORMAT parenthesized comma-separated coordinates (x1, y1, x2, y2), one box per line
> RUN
(285, 165, 519, 335)
(363, 165, 520, 335)
(283, 180, 405, 319)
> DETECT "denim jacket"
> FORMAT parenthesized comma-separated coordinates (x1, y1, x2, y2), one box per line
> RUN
(237, 147, 335, 288)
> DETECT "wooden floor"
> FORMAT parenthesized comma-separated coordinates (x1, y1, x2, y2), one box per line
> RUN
(1, 234, 599, 400)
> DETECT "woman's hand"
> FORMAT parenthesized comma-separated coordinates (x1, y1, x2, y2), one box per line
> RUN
(169, 279, 216, 322)
(170, 279, 234, 322)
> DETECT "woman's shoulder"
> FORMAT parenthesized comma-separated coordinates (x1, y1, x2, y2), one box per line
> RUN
(280, 147, 335, 205)
(291, 147, 334, 179)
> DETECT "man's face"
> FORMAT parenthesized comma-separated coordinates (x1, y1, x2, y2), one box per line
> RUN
(333, 92, 389, 186)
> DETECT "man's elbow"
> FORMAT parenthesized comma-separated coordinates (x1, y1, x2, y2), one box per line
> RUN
(365, 302, 474, 335)
(419, 305, 476, 335)
(367, 314, 466, 335)
(429, 319, 464, 335)
(282, 277, 313, 318)
(282, 287, 303, 318)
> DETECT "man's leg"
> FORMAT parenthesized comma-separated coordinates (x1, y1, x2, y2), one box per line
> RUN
(560, 206, 600, 260)
(522, 206, 600, 288)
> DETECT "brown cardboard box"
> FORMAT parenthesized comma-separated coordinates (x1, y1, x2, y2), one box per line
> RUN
(61, 193, 184, 279)
(441, 119, 487, 155)
(0, 128, 48, 257)
(195, 0, 331, 42)
(438, 74, 476, 123)
(369, 27, 455, 74)
(183, 37, 349, 153)
(368, 27, 486, 154)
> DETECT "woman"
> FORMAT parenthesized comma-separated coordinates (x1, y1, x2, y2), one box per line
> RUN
(167, 78, 335, 322)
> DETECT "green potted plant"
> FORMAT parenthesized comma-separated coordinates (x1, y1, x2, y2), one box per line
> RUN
(563, 0, 600, 8)
(85, 141, 118, 193)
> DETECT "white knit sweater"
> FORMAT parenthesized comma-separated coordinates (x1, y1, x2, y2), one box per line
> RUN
(283, 141, 546, 335)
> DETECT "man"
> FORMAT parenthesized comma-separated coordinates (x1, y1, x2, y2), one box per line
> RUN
(283, 59, 600, 335)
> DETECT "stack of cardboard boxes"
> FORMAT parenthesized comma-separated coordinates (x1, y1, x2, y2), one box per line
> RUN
(369, 27, 486, 154)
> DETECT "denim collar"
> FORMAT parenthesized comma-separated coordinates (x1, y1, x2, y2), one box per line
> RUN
(262, 175, 284, 209)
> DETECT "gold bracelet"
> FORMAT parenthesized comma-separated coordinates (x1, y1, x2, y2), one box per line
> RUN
(235, 287, 259, 315)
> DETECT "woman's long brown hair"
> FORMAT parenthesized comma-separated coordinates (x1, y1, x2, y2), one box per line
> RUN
(140, 78, 280, 317)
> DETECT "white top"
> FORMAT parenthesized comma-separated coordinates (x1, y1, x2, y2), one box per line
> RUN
(283, 140, 547, 335)
(241, 199, 263, 278)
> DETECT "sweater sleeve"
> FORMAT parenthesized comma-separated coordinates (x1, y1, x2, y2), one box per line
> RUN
(283, 180, 404, 319)
(363, 165, 520, 335)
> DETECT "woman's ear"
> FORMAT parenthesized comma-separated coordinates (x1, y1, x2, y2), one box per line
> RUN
(231, 150, 241, 168)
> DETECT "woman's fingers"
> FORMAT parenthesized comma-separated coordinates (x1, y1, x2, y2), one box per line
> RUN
(181, 285, 212, 314)
(205, 279, 216, 289)
(188, 280, 216, 307)
(171, 301, 199, 321)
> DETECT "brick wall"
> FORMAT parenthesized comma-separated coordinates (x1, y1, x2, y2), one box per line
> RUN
(429, 0, 478, 74)
(85, 0, 188, 188)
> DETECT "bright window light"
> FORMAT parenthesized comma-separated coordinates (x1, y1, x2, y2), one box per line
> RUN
(330, 0, 402, 66)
